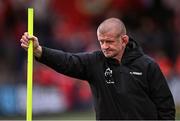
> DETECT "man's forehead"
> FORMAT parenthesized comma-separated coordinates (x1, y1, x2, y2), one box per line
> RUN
(97, 32, 118, 41)
(98, 32, 114, 37)
(98, 31, 119, 39)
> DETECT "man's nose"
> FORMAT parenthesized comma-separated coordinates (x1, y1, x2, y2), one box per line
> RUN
(102, 42, 109, 49)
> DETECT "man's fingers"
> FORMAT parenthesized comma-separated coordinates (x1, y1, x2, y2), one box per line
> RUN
(24, 32, 28, 36)
(27, 36, 37, 42)
(20, 39, 29, 46)
(21, 43, 29, 49)
(22, 35, 29, 42)
(21, 32, 39, 52)
(23, 32, 38, 42)
(20, 32, 39, 53)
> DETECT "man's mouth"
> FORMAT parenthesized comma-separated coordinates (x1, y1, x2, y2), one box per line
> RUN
(103, 50, 111, 53)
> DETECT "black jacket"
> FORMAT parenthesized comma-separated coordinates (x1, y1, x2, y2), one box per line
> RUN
(37, 38, 175, 120)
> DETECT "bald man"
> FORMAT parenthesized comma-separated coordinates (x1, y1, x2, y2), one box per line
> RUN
(20, 18, 175, 120)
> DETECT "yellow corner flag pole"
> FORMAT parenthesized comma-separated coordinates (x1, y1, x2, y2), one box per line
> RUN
(26, 8, 34, 121)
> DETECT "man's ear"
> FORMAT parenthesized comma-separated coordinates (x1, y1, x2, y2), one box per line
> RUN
(122, 35, 129, 47)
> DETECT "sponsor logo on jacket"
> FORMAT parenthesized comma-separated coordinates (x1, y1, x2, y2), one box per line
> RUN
(129, 71, 142, 75)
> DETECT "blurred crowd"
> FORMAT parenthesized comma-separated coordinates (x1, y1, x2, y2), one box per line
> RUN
(0, 0, 180, 117)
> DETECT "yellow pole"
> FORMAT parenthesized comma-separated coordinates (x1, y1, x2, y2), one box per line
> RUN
(26, 8, 34, 121)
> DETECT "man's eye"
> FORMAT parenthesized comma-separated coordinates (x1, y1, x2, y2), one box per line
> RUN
(99, 40, 114, 45)
(100, 41, 104, 44)
(107, 41, 113, 43)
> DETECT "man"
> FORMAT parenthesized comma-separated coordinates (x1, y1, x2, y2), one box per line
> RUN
(20, 18, 175, 120)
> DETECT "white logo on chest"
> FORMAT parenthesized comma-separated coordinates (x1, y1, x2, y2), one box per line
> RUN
(104, 67, 114, 84)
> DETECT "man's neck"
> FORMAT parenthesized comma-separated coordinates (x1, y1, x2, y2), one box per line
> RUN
(113, 49, 125, 63)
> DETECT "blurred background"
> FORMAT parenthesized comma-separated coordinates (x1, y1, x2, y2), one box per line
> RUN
(0, 0, 180, 120)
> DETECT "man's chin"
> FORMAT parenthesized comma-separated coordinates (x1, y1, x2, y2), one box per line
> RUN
(104, 54, 112, 58)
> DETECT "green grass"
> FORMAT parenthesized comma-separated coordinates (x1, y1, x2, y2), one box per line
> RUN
(34, 110, 95, 120)
(34, 107, 180, 120)
(34, 106, 180, 120)
(1, 107, 180, 120)
(176, 106, 180, 120)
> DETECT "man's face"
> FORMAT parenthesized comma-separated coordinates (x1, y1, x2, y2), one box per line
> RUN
(97, 32, 124, 59)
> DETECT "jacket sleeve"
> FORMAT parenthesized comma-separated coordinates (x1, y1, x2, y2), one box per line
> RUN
(36, 47, 93, 80)
(147, 62, 175, 120)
